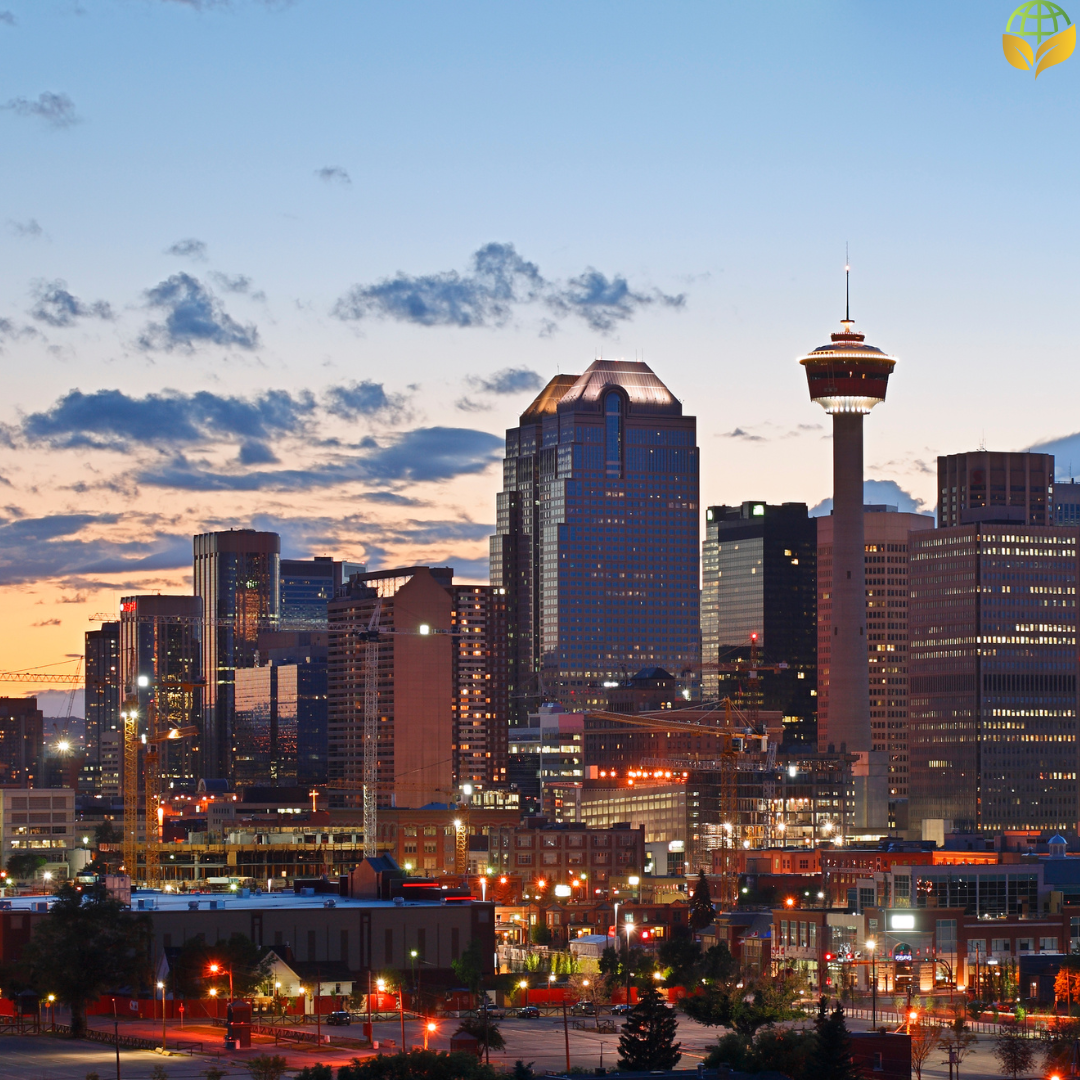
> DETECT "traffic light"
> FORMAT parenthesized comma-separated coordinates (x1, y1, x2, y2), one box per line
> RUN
(823, 953, 834, 962)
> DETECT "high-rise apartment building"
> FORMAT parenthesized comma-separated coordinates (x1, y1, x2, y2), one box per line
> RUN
(328, 567, 454, 809)
(0, 697, 43, 786)
(194, 530, 280, 778)
(84, 621, 120, 765)
(701, 501, 817, 743)
(937, 451, 1052, 528)
(451, 584, 509, 788)
(817, 510, 934, 827)
(908, 525, 1080, 834)
(1056, 478, 1080, 525)
(280, 557, 365, 627)
(490, 360, 700, 714)
(119, 595, 203, 789)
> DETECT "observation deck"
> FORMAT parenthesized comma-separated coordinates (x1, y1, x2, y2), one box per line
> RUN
(799, 320, 897, 415)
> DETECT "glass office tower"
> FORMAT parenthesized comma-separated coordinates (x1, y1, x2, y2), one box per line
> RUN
(491, 359, 700, 713)
(84, 621, 120, 765)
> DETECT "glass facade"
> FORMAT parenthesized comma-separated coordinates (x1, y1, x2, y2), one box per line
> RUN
(490, 360, 700, 713)
(915, 871, 1039, 916)
(84, 621, 119, 766)
(909, 525, 1079, 833)
(280, 557, 364, 627)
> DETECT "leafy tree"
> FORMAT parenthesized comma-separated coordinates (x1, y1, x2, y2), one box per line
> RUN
(910, 1020, 941, 1080)
(991, 1020, 1035, 1080)
(751, 1027, 818, 1077)
(688, 871, 715, 931)
(702, 1032, 753, 1072)
(451, 938, 484, 996)
(6, 852, 46, 880)
(295, 1066, 333, 1080)
(16, 881, 151, 1037)
(245, 1056, 287, 1080)
(1043, 1018, 1080, 1076)
(617, 984, 682, 1072)
(453, 1016, 506, 1054)
(169, 932, 270, 998)
(681, 979, 798, 1038)
(510, 1063, 535, 1080)
(337, 1051, 497, 1080)
(656, 925, 701, 987)
(1056, 957, 1080, 1011)
(700, 941, 737, 984)
(528, 923, 552, 946)
(939, 1012, 977, 1080)
(803, 998, 859, 1080)
(94, 820, 122, 846)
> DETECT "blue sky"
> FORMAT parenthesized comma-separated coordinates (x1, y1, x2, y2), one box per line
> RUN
(2, 0, 1080, 681)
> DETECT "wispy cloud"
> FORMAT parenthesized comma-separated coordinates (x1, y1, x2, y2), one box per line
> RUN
(315, 166, 350, 185)
(30, 280, 113, 328)
(720, 427, 765, 442)
(333, 243, 684, 333)
(7, 218, 42, 239)
(33, 618, 61, 627)
(324, 380, 409, 422)
(4, 92, 79, 129)
(467, 366, 543, 395)
(139, 272, 258, 350)
(810, 479, 932, 517)
(0, 11, 15, 25)
(165, 237, 208, 260)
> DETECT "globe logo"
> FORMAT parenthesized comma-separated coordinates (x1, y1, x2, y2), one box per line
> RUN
(1003, 2, 1076, 75)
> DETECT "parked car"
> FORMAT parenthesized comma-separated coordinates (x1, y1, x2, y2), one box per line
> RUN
(477, 1003, 506, 1020)
(326, 1011, 352, 1026)
(570, 1001, 596, 1016)
(514, 1005, 540, 1019)
(610, 1003, 633, 1015)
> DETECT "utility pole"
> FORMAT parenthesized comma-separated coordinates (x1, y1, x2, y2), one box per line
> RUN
(562, 999, 571, 1073)
(112, 998, 121, 1080)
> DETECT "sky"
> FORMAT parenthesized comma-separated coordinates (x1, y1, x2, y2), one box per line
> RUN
(3, 0, 1080, 707)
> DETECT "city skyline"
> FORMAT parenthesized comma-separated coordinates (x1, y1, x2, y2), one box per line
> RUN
(3, 1, 1080, 687)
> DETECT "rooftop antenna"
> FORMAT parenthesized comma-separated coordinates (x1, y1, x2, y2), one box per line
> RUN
(845, 243, 850, 321)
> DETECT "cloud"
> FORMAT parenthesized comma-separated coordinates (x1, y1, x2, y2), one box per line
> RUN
(0, 11, 15, 25)
(165, 238, 207, 260)
(315, 166, 350, 185)
(57, 593, 87, 604)
(33, 618, 61, 627)
(7, 218, 42, 238)
(1029, 432, 1080, 478)
(467, 366, 543, 396)
(720, 427, 765, 442)
(0, 512, 191, 586)
(30, 280, 113, 327)
(454, 397, 490, 413)
(139, 272, 259, 350)
(810, 479, 932, 517)
(4, 92, 79, 128)
(137, 426, 504, 491)
(361, 491, 426, 506)
(22, 387, 316, 450)
(324, 380, 408, 421)
(332, 243, 683, 333)
(209, 271, 251, 293)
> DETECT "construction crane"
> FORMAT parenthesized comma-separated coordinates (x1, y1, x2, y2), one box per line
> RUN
(0, 669, 83, 685)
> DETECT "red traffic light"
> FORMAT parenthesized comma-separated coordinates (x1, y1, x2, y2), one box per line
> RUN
(824, 953, 834, 962)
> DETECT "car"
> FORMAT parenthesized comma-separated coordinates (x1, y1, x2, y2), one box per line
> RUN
(513, 1005, 540, 1019)
(610, 1003, 633, 1015)
(477, 1004, 506, 1020)
(570, 1001, 596, 1016)
(325, 1011, 352, 1026)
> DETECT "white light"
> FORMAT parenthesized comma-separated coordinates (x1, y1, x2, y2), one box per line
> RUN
(462, 784, 473, 796)
(554, 884, 571, 897)
(628, 875, 640, 886)
(788, 765, 797, 778)
(891, 914, 916, 930)
(137, 675, 149, 687)
(602, 681, 619, 688)
(418, 624, 431, 635)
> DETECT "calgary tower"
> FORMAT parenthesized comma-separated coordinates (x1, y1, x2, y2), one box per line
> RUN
(799, 265, 896, 830)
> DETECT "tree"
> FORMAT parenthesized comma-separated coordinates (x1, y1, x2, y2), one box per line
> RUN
(16, 881, 151, 1037)
(1056, 957, 1080, 1012)
(992, 1021, 1035, 1080)
(528, 923, 552, 946)
(1043, 1018, 1080, 1076)
(688, 871, 715, 931)
(910, 1021, 941, 1080)
(451, 938, 484, 996)
(245, 1057, 287, 1080)
(617, 983, 682, 1071)
(749, 1026, 818, 1077)
(453, 1016, 506, 1054)
(510, 1063, 535, 1080)
(295, 1067, 333, 1080)
(338, 1050, 497, 1080)
(656, 925, 702, 988)
(94, 821, 122, 846)
(700, 941, 737, 984)
(939, 1013, 977, 1080)
(803, 998, 859, 1080)
(6, 852, 46, 881)
(170, 932, 270, 999)
(703, 1033, 752, 1072)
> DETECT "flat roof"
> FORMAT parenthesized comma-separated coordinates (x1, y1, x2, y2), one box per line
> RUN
(2, 891, 487, 912)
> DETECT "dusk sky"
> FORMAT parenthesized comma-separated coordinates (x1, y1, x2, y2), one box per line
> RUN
(3, 0, 1079, 707)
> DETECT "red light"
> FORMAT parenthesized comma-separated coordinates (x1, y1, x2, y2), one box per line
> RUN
(750, 632, 758, 641)
(824, 953, 833, 962)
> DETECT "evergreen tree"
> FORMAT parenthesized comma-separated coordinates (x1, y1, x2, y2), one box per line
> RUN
(688, 870, 715, 931)
(617, 984, 682, 1071)
(803, 997, 859, 1080)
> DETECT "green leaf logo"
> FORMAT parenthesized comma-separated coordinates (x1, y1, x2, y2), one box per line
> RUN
(1004, 2, 1074, 74)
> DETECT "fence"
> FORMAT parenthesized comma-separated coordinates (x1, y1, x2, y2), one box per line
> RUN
(840, 1006, 1055, 1039)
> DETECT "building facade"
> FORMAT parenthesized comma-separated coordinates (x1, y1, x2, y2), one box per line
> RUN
(908, 525, 1080, 834)
(701, 501, 817, 742)
(280, 557, 365, 627)
(194, 530, 280, 779)
(0, 697, 43, 787)
(84, 621, 120, 767)
(0, 787, 78, 879)
(817, 510, 934, 828)
(490, 360, 699, 716)
(937, 451, 1053, 528)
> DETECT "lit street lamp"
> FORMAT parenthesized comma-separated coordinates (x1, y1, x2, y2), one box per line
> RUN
(157, 981, 166, 1050)
(866, 939, 877, 1028)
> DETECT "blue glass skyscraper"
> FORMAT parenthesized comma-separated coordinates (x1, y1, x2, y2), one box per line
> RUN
(491, 359, 700, 714)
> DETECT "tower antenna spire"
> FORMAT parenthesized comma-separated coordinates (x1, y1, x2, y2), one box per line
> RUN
(845, 243, 850, 322)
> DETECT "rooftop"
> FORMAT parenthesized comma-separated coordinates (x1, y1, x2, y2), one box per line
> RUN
(556, 359, 683, 416)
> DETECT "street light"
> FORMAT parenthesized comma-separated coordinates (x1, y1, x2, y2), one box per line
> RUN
(157, 981, 166, 1049)
(624, 921, 636, 1007)
(866, 939, 877, 1028)
(209, 962, 233, 999)
(629, 875, 640, 903)
(519, 979, 528, 1009)
(425, 1020, 437, 1049)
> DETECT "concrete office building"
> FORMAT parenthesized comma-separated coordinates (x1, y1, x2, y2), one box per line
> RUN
(817, 510, 934, 828)
(1056, 478, 1080, 525)
(490, 360, 699, 717)
(0, 787, 79, 879)
(938, 451, 1053, 528)
(908, 525, 1080, 835)
(701, 501, 817, 743)
(119, 595, 203, 790)
(194, 530, 280, 779)
(0, 697, 43, 787)
(799, 296, 897, 830)
(327, 567, 454, 809)
(84, 621, 119, 767)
